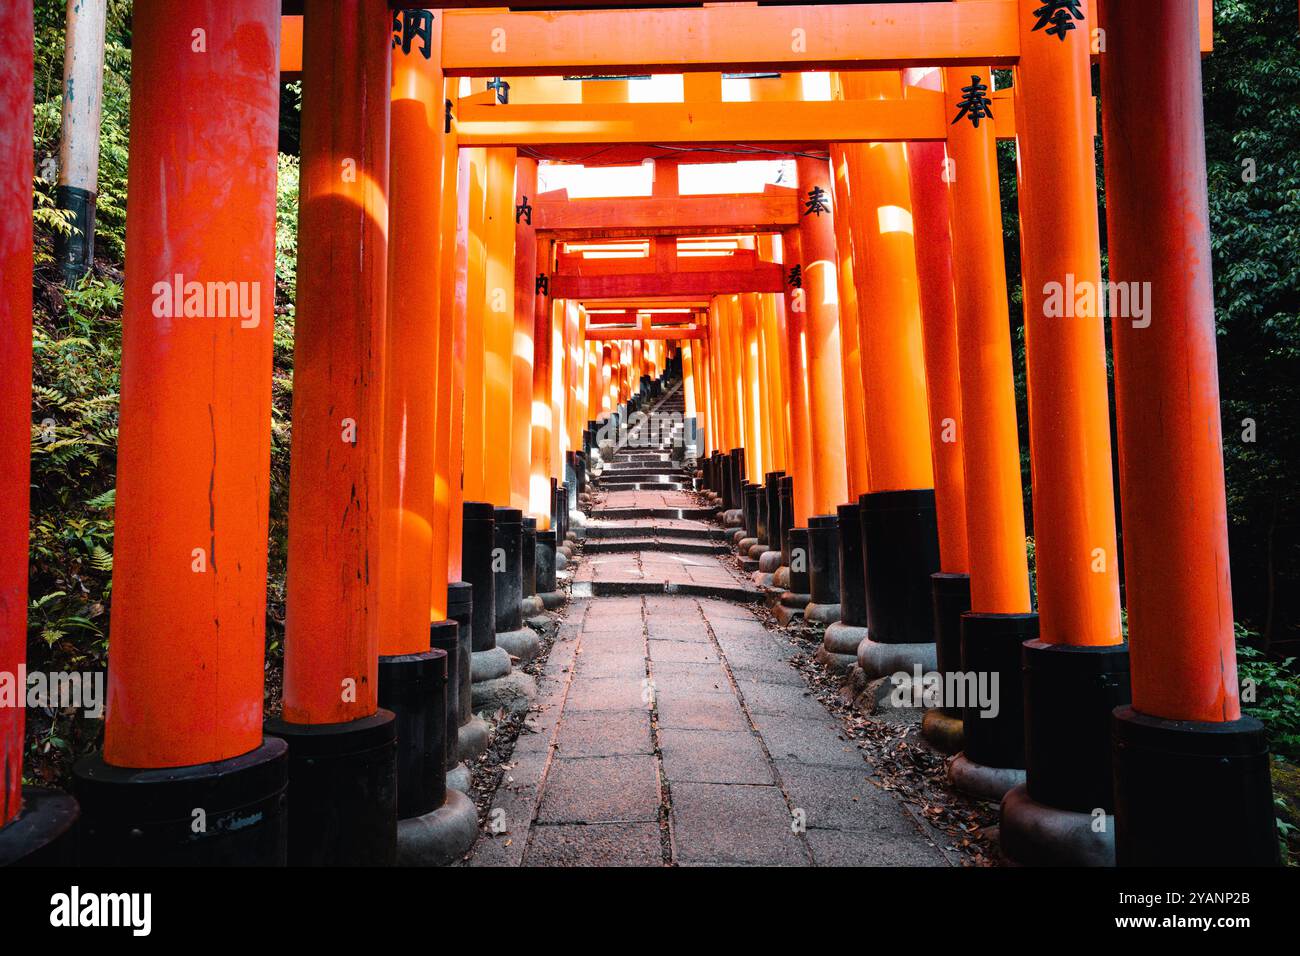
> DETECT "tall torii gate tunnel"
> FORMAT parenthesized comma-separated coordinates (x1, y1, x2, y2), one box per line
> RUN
(0, 0, 1281, 871)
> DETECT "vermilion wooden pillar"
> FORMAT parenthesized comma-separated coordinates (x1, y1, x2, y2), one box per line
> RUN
(993, 0, 1128, 867)
(1014, 0, 1122, 649)
(794, 156, 849, 517)
(272, 0, 396, 866)
(781, 227, 816, 527)
(943, 65, 1031, 617)
(530, 237, 555, 525)
(1100, 0, 1277, 866)
(461, 148, 489, 503)
(379, 12, 445, 655)
(512, 157, 538, 514)
(0, 0, 33, 833)
(71, 0, 286, 865)
(936, 64, 1037, 792)
(828, 142, 871, 498)
(740, 294, 765, 481)
(904, 71, 970, 578)
(482, 147, 517, 506)
(433, 76, 467, 611)
(902, 67, 974, 759)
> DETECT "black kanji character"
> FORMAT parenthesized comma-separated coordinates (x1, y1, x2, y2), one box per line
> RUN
(392, 9, 434, 59)
(952, 75, 995, 129)
(515, 195, 532, 225)
(803, 186, 830, 217)
(536, 273, 549, 295)
(787, 264, 802, 289)
(445, 98, 453, 134)
(1031, 0, 1084, 42)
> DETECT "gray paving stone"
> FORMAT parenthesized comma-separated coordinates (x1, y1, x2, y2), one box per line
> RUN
(734, 679, 829, 720)
(649, 661, 730, 693)
(659, 728, 774, 785)
(752, 713, 865, 768)
(728, 661, 806, 687)
(525, 822, 664, 867)
(565, 676, 650, 712)
(654, 690, 749, 731)
(572, 649, 646, 680)
(536, 755, 661, 824)
(554, 710, 654, 758)
(804, 827, 948, 867)
(669, 782, 808, 866)
(648, 638, 720, 664)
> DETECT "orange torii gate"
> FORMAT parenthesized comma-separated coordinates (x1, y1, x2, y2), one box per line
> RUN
(0, 0, 1269, 873)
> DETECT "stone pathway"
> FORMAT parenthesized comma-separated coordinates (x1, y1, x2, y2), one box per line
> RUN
(467, 386, 952, 867)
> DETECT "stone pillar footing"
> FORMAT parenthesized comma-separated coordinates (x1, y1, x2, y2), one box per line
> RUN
(396, 788, 478, 866)
(921, 709, 963, 754)
(999, 783, 1115, 867)
(857, 635, 937, 680)
(471, 646, 512, 682)
(458, 715, 491, 763)
(818, 621, 867, 673)
(804, 602, 841, 626)
(0, 788, 80, 867)
(947, 752, 1026, 804)
(446, 761, 471, 794)
(495, 626, 541, 664)
(471, 670, 538, 714)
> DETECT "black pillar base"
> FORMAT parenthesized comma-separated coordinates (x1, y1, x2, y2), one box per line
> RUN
(54, 183, 96, 284)
(493, 507, 524, 633)
(860, 489, 940, 644)
(447, 582, 474, 730)
(931, 573, 971, 718)
(836, 502, 867, 628)
(788, 527, 811, 595)
(72, 738, 287, 866)
(1113, 705, 1280, 866)
(264, 711, 397, 866)
(0, 788, 79, 866)
(463, 503, 498, 653)
(805, 515, 841, 624)
(379, 648, 449, 820)
(960, 611, 1039, 770)
(1023, 640, 1130, 813)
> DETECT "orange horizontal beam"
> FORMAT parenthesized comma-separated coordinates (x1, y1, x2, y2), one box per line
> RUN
(535, 192, 797, 236)
(558, 250, 758, 276)
(282, 1, 1212, 75)
(586, 311, 701, 326)
(586, 325, 704, 341)
(440, 2, 1021, 76)
(554, 265, 785, 299)
(455, 96, 946, 146)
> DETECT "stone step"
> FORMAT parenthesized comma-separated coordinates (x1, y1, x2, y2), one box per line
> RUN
(589, 506, 719, 521)
(582, 524, 726, 541)
(582, 537, 728, 555)
(570, 579, 761, 603)
(593, 481, 685, 492)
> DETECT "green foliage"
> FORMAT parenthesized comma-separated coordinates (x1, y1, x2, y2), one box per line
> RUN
(1237, 625, 1300, 761)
